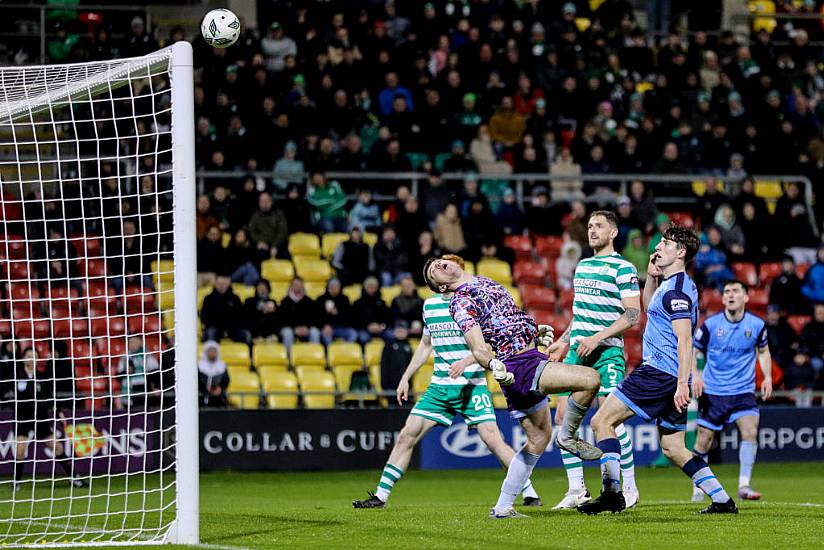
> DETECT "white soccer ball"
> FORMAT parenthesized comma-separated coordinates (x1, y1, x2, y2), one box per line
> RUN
(201, 8, 240, 48)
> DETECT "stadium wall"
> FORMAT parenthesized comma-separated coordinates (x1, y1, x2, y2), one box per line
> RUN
(196, 408, 823, 471)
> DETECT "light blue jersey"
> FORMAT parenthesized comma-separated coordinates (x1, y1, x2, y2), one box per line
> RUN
(694, 312, 768, 396)
(643, 271, 699, 378)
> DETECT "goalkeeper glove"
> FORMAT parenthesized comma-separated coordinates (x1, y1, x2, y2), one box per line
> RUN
(537, 324, 554, 347)
(489, 358, 514, 386)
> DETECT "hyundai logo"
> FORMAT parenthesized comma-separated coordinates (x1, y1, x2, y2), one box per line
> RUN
(440, 424, 492, 458)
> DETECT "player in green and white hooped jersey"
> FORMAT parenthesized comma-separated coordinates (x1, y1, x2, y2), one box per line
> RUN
(353, 290, 541, 509)
(546, 211, 642, 510)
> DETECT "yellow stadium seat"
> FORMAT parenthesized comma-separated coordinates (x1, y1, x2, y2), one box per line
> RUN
(464, 261, 475, 276)
(381, 285, 401, 304)
(363, 232, 378, 247)
(197, 286, 212, 311)
(151, 259, 175, 279)
(288, 232, 321, 257)
(755, 180, 783, 199)
(232, 284, 255, 303)
(304, 280, 326, 299)
(221, 342, 251, 369)
(263, 371, 299, 409)
(300, 370, 336, 408)
(328, 342, 363, 368)
(293, 257, 333, 282)
(477, 258, 512, 285)
(253, 342, 288, 368)
(163, 311, 175, 332)
(222, 233, 232, 248)
(503, 285, 523, 308)
(321, 232, 349, 258)
(691, 180, 726, 196)
(364, 339, 384, 366)
(227, 365, 251, 380)
(368, 364, 383, 393)
(413, 364, 433, 394)
(574, 17, 591, 32)
(417, 286, 436, 300)
(343, 284, 362, 303)
(291, 342, 326, 367)
(270, 282, 289, 302)
(157, 284, 174, 312)
(261, 259, 295, 283)
(485, 372, 508, 409)
(635, 82, 653, 95)
(333, 364, 365, 390)
(227, 370, 260, 409)
(257, 365, 290, 383)
(589, 0, 606, 11)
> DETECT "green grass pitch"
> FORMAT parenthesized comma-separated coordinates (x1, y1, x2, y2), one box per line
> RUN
(2, 462, 822, 549)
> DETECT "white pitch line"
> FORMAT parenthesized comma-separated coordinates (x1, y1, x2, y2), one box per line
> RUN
(642, 500, 824, 508)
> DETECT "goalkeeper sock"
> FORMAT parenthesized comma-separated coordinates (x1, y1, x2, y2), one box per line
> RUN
(615, 423, 636, 492)
(561, 397, 588, 441)
(495, 449, 541, 511)
(375, 463, 404, 502)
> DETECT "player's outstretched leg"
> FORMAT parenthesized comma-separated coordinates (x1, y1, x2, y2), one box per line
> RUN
(537, 362, 601, 460)
(551, 401, 591, 510)
(735, 415, 761, 500)
(489, 407, 551, 519)
(476, 422, 542, 506)
(615, 423, 639, 508)
(353, 416, 437, 508)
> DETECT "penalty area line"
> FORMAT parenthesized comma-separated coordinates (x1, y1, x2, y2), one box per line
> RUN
(644, 500, 824, 508)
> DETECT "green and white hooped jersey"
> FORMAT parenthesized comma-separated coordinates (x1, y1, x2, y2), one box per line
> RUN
(422, 296, 487, 386)
(570, 253, 640, 349)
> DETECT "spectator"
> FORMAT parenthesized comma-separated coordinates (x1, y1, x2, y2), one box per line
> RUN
(210, 186, 232, 232)
(421, 169, 454, 223)
(225, 228, 261, 286)
(801, 245, 824, 303)
(470, 125, 513, 176)
(738, 202, 771, 262)
(555, 240, 582, 290)
(230, 177, 261, 232)
(380, 321, 413, 404)
(278, 277, 321, 351)
(628, 180, 658, 233)
(713, 204, 746, 259)
(378, 72, 414, 117)
(694, 228, 735, 291)
(623, 229, 650, 282)
(455, 93, 484, 146)
(196, 195, 218, 240)
(550, 147, 583, 200)
(261, 22, 297, 73)
(248, 192, 288, 258)
(198, 341, 229, 407)
(433, 204, 466, 256)
(273, 141, 304, 191)
(733, 176, 769, 222)
(395, 196, 430, 257)
(463, 199, 509, 264)
(442, 140, 478, 173)
(775, 181, 818, 253)
(525, 186, 563, 236)
(317, 277, 357, 345)
(697, 176, 728, 229)
(373, 225, 409, 287)
(456, 175, 490, 219)
(124, 17, 157, 58)
(307, 170, 348, 233)
(566, 201, 589, 251)
(201, 275, 252, 345)
(118, 336, 160, 409)
(243, 279, 282, 340)
(770, 255, 808, 315)
(495, 187, 525, 236)
(800, 303, 824, 376)
(280, 183, 314, 234)
(614, 196, 639, 250)
(765, 303, 799, 370)
(331, 226, 372, 286)
(197, 224, 224, 287)
(651, 142, 687, 174)
(108, 219, 151, 291)
(489, 96, 526, 148)
(390, 275, 424, 336)
(353, 276, 391, 344)
(349, 189, 382, 233)
(409, 231, 442, 287)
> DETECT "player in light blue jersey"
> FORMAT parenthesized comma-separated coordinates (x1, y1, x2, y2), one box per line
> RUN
(691, 279, 772, 502)
(580, 225, 738, 515)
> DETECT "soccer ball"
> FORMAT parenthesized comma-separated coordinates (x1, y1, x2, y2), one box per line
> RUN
(201, 8, 240, 48)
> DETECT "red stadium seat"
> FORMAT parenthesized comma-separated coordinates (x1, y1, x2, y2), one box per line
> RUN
(520, 284, 557, 311)
(0, 320, 10, 336)
(108, 316, 127, 336)
(8, 260, 30, 280)
(9, 283, 38, 301)
(504, 235, 533, 261)
(797, 263, 810, 279)
(701, 290, 723, 313)
(81, 259, 108, 278)
(123, 286, 156, 312)
(787, 315, 810, 334)
(68, 235, 100, 260)
(749, 288, 769, 310)
(96, 337, 127, 373)
(534, 236, 564, 259)
(513, 261, 548, 285)
(13, 319, 50, 339)
(529, 310, 570, 333)
(127, 313, 162, 335)
(52, 317, 89, 338)
(5, 238, 28, 260)
(70, 339, 94, 370)
(758, 262, 782, 285)
(731, 262, 758, 287)
(668, 212, 695, 228)
(49, 286, 82, 314)
(624, 339, 643, 367)
(558, 289, 574, 311)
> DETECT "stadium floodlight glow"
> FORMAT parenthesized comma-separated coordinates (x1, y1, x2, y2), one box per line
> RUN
(0, 42, 198, 546)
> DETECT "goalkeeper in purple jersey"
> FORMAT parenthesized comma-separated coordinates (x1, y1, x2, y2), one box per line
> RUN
(423, 255, 602, 519)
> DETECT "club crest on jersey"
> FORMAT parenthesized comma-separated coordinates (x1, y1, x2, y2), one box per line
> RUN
(599, 266, 609, 274)
(716, 327, 725, 338)
(745, 330, 752, 338)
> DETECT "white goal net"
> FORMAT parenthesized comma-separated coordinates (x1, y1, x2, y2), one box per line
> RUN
(0, 43, 198, 545)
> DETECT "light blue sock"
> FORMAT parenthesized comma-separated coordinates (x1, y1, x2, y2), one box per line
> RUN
(739, 441, 757, 488)
(597, 438, 622, 493)
(682, 456, 730, 503)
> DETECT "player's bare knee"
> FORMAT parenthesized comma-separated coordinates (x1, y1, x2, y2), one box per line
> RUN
(740, 427, 757, 442)
(396, 426, 419, 450)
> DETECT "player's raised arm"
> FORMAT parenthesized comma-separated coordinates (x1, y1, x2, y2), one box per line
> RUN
(396, 332, 434, 405)
(643, 255, 663, 311)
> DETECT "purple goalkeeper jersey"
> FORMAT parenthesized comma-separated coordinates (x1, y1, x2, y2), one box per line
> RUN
(449, 276, 538, 360)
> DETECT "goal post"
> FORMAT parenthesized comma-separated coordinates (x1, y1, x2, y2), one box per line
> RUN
(0, 41, 198, 546)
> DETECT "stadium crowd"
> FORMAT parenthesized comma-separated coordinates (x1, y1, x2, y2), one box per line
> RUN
(1, 1, 824, 408)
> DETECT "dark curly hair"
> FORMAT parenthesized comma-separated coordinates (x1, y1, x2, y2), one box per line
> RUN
(663, 225, 700, 262)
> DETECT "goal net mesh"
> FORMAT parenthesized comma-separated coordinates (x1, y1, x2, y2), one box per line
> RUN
(0, 48, 184, 545)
